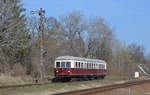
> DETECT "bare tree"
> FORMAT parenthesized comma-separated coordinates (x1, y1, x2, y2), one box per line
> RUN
(85, 17, 114, 62)
(127, 43, 146, 64)
(58, 11, 87, 56)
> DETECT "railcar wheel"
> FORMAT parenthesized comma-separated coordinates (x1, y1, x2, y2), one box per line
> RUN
(61, 77, 71, 82)
(52, 78, 59, 82)
(94, 76, 98, 80)
(87, 76, 92, 80)
(82, 76, 88, 81)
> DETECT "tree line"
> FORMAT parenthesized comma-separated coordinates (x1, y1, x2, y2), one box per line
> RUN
(0, 0, 149, 79)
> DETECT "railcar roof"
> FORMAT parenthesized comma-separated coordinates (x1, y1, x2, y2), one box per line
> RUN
(56, 56, 106, 63)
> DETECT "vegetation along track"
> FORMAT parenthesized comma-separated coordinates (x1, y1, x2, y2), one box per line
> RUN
(52, 79, 150, 95)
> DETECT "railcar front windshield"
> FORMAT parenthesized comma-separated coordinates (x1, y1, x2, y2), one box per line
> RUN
(66, 62, 71, 68)
(55, 61, 71, 68)
(56, 62, 60, 68)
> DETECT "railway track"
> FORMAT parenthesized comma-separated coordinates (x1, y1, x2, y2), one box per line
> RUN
(0, 79, 150, 95)
(52, 79, 150, 95)
(0, 82, 52, 89)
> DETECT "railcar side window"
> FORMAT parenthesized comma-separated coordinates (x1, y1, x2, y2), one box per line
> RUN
(103, 64, 105, 69)
(87, 63, 89, 69)
(76, 62, 79, 68)
(81, 63, 83, 68)
(99, 64, 101, 69)
(79, 62, 81, 68)
(85, 63, 86, 69)
(86, 63, 89, 69)
(100, 64, 102, 69)
(61, 62, 65, 68)
(56, 62, 60, 68)
(75, 62, 77, 68)
(89, 63, 91, 69)
(96, 64, 98, 69)
(86, 63, 87, 69)
(66, 62, 71, 68)
(83, 63, 85, 68)
(90, 63, 91, 69)
(101, 64, 104, 69)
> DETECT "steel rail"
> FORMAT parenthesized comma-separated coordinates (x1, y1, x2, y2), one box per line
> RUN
(52, 79, 150, 95)
(0, 82, 51, 89)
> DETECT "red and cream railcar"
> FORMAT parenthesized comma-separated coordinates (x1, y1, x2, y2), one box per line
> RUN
(53, 56, 107, 82)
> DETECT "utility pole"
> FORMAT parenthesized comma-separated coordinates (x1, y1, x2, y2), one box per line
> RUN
(31, 8, 45, 80)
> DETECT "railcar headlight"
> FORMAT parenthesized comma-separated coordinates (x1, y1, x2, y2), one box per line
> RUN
(56, 70, 58, 72)
(68, 70, 70, 72)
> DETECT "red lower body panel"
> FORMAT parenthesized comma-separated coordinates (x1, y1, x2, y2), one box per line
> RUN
(54, 68, 107, 76)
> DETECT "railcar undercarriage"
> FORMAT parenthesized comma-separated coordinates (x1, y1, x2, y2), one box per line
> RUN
(52, 75, 105, 82)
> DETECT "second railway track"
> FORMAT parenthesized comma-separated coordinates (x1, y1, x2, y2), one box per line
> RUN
(52, 79, 150, 95)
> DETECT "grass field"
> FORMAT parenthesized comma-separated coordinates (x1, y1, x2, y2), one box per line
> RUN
(0, 75, 130, 95)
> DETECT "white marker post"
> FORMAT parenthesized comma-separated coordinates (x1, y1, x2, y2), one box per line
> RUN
(134, 72, 139, 78)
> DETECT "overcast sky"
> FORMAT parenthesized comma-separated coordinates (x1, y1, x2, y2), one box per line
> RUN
(23, 0, 150, 53)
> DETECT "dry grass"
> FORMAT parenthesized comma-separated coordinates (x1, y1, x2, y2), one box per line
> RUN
(0, 75, 129, 95)
(0, 74, 34, 86)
